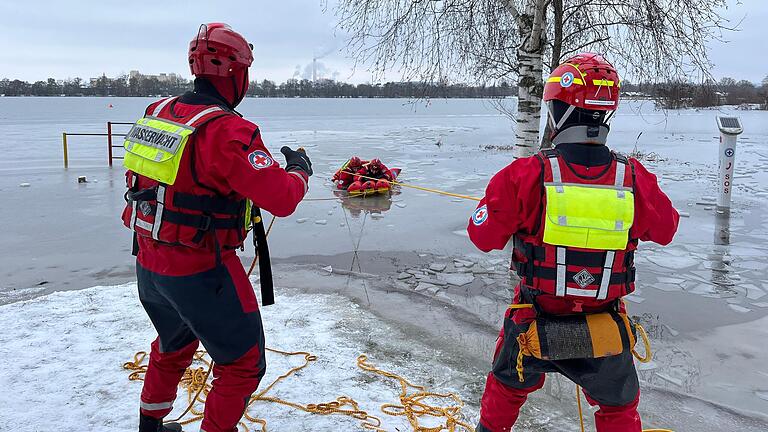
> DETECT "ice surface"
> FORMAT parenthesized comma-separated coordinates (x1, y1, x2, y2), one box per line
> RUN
(654, 283, 684, 292)
(429, 263, 447, 272)
(415, 282, 437, 292)
(439, 273, 475, 287)
(744, 285, 766, 301)
(728, 304, 752, 313)
(646, 255, 700, 270)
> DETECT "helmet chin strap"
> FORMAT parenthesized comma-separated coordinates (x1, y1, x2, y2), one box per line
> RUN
(552, 125, 609, 145)
(229, 70, 249, 108)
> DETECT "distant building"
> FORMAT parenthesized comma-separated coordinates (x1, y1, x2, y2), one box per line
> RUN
(129, 70, 180, 82)
(90, 74, 107, 86)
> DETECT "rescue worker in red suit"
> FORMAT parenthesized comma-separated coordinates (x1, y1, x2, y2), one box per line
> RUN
(333, 156, 365, 189)
(349, 158, 395, 192)
(122, 24, 313, 432)
(468, 54, 679, 432)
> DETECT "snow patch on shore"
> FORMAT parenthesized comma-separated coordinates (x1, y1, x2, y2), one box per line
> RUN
(0, 284, 476, 431)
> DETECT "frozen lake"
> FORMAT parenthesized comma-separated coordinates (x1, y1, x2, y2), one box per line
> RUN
(1, 97, 767, 429)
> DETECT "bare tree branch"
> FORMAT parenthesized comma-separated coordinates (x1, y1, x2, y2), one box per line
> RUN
(334, 0, 736, 154)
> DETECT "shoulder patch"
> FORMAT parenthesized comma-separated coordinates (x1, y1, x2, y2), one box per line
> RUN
(248, 150, 273, 170)
(472, 205, 489, 226)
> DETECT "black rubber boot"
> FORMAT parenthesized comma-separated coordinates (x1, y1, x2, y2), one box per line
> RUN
(139, 413, 183, 432)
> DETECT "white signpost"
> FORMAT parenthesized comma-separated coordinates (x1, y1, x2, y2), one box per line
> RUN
(715, 116, 743, 211)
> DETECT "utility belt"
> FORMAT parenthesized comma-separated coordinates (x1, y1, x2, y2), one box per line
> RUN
(513, 237, 636, 301)
(509, 302, 651, 382)
(124, 179, 276, 306)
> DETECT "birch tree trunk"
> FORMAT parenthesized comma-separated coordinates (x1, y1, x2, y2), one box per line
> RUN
(514, 0, 547, 158)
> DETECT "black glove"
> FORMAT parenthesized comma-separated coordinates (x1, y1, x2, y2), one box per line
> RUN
(281, 146, 313, 177)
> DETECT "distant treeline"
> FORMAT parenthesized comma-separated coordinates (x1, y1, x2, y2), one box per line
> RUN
(0, 75, 516, 99)
(623, 77, 768, 109)
(2, 75, 766, 108)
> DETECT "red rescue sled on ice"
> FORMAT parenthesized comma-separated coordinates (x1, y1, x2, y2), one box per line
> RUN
(332, 157, 401, 197)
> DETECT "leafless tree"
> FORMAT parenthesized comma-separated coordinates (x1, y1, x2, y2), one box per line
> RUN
(335, 0, 735, 156)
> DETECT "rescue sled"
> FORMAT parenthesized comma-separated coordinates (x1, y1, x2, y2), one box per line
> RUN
(347, 168, 401, 197)
(332, 157, 401, 197)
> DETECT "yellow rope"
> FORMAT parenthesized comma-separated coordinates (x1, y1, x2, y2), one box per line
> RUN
(357, 354, 475, 432)
(351, 173, 482, 202)
(632, 323, 653, 363)
(515, 340, 527, 383)
(124, 350, 475, 432)
(576, 385, 585, 432)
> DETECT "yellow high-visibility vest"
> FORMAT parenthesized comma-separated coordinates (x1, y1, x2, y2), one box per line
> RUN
(542, 156, 634, 250)
(123, 98, 223, 185)
(123, 98, 254, 233)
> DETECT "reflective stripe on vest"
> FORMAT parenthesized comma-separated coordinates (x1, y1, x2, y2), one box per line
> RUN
(151, 185, 167, 240)
(129, 173, 139, 230)
(542, 156, 634, 251)
(122, 98, 223, 185)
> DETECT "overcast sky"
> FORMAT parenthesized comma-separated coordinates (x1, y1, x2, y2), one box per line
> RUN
(1, 0, 765, 84)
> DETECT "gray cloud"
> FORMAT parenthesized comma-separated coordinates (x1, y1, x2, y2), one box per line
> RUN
(0, 0, 354, 82)
(0, 0, 765, 83)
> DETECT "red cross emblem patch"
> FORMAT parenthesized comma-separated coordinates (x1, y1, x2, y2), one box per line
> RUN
(472, 205, 488, 226)
(248, 150, 273, 170)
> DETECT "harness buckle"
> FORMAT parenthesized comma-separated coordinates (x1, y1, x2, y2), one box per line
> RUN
(572, 300, 584, 313)
(198, 215, 212, 231)
(125, 188, 157, 203)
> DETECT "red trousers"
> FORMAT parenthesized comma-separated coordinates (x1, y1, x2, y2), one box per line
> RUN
(478, 373, 641, 432)
(137, 259, 266, 432)
(477, 309, 642, 432)
(140, 340, 264, 432)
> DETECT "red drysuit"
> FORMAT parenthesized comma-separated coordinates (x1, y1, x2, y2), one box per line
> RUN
(468, 143, 679, 432)
(129, 85, 308, 432)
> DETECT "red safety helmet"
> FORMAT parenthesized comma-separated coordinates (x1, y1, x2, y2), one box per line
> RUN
(189, 23, 253, 107)
(543, 53, 620, 141)
(368, 159, 383, 172)
(189, 23, 253, 78)
(348, 156, 363, 168)
(544, 53, 620, 111)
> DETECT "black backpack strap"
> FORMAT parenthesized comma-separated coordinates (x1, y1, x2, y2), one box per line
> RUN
(132, 232, 140, 257)
(172, 192, 242, 215)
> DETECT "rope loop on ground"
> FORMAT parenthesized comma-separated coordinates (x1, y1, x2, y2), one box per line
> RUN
(124, 349, 475, 432)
